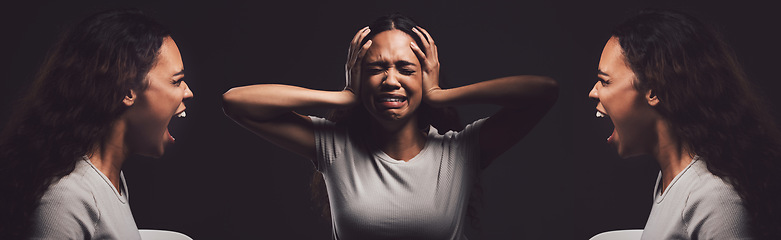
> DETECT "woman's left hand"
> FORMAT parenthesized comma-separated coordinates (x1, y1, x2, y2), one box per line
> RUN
(410, 26, 441, 99)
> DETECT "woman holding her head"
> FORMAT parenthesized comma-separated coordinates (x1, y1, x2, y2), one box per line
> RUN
(223, 13, 557, 239)
(589, 9, 781, 239)
(0, 9, 193, 239)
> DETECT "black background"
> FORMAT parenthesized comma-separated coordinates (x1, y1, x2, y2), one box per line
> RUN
(1, 0, 779, 239)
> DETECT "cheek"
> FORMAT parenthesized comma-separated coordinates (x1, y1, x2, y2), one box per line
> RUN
(611, 92, 653, 133)
(146, 88, 183, 118)
(401, 76, 422, 92)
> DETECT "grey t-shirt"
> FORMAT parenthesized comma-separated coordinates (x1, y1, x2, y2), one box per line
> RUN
(642, 156, 752, 239)
(30, 156, 140, 240)
(311, 116, 486, 240)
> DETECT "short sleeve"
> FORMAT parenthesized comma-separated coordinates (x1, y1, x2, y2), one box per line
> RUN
(684, 179, 752, 239)
(29, 176, 99, 240)
(453, 118, 488, 167)
(309, 116, 340, 173)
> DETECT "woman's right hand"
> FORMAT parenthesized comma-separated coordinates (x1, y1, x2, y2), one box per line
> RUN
(344, 27, 372, 98)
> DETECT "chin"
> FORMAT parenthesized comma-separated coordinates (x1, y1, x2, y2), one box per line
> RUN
(137, 146, 166, 159)
(616, 145, 647, 159)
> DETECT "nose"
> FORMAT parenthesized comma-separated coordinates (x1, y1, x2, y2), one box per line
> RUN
(381, 71, 401, 91)
(183, 81, 194, 100)
(588, 82, 599, 100)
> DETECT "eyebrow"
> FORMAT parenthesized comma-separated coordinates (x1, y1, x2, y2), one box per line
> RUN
(597, 69, 609, 77)
(395, 60, 416, 67)
(173, 69, 185, 77)
(366, 60, 417, 67)
(366, 61, 388, 67)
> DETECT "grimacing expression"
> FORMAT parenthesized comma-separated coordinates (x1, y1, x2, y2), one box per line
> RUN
(125, 37, 193, 158)
(361, 29, 423, 123)
(589, 37, 659, 158)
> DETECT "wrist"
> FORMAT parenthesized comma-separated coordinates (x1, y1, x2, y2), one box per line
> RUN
(423, 87, 447, 107)
(336, 89, 359, 108)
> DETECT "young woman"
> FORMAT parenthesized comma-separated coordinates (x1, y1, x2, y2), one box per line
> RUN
(222, 14, 558, 239)
(0, 9, 193, 239)
(589, 9, 781, 239)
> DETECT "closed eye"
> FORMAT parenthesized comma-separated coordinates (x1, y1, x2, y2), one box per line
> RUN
(597, 77, 610, 86)
(366, 68, 385, 75)
(173, 78, 184, 86)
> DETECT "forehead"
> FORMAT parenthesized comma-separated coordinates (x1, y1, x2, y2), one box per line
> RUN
(598, 37, 633, 77)
(364, 30, 418, 64)
(599, 37, 625, 68)
(152, 37, 183, 74)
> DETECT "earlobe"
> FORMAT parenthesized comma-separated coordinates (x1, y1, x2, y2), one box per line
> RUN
(646, 89, 659, 106)
(123, 89, 136, 107)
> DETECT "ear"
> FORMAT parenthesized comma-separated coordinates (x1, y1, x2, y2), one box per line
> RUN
(646, 89, 659, 106)
(123, 89, 137, 107)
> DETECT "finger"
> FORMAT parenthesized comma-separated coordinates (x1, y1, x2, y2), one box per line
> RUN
(348, 27, 369, 59)
(351, 28, 372, 59)
(410, 41, 427, 66)
(351, 26, 369, 46)
(431, 42, 438, 60)
(412, 27, 430, 49)
(355, 28, 371, 50)
(357, 40, 372, 62)
(416, 26, 434, 45)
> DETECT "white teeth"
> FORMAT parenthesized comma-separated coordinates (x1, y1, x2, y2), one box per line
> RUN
(380, 97, 404, 102)
(596, 111, 605, 118)
(177, 111, 186, 118)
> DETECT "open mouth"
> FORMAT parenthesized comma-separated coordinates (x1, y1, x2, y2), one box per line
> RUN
(595, 109, 617, 144)
(166, 109, 187, 144)
(375, 94, 408, 109)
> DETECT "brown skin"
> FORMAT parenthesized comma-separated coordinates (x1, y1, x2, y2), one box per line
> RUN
(589, 37, 692, 192)
(222, 26, 558, 169)
(90, 37, 194, 191)
(361, 30, 426, 160)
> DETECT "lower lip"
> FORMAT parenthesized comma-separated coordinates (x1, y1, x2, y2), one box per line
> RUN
(377, 100, 406, 109)
(607, 128, 616, 145)
(165, 128, 175, 144)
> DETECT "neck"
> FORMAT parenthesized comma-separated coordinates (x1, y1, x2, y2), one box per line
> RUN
(652, 120, 693, 194)
(87, 121, 128, 192)
(371, 115, 427, 162)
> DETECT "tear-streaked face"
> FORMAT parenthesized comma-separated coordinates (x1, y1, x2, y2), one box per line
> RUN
(361, 30, 423, 123)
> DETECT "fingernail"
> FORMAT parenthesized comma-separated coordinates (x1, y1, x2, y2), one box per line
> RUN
(410, 42, 417, 48)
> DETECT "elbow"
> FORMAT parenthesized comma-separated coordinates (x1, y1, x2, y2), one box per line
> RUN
(221, 88, 241, 119)
(531, 76, 559, 107)
(539, 76, 559, 105)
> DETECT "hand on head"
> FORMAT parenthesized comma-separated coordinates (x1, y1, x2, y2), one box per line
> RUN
(409, 26, 441, 96)
(345, 26, 373, 98)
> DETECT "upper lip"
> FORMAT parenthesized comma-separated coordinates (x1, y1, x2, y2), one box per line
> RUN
(375, 93, 407, 101)
(174, 108, 186, 117)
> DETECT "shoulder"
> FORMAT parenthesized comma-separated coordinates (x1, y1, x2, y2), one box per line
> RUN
(442, 118, 488, 140)
(308, 115, 331, 126)
(682, 160, 751, 238)
(31, 161, 100, 238)
(39, 161, 99, 211)
(687, 160, 743, 205)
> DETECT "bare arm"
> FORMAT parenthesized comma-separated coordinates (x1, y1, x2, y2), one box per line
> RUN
(222, 27, 373, 162)
(222, 85, 355, 160)
(411, 27, 559, 169)
(427, 75, 558, 169)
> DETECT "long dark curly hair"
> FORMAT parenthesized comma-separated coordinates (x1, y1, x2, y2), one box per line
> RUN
(0, 9, 170, 239)
(310, 13, 484, 228)
(613, 9, 781, 239)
